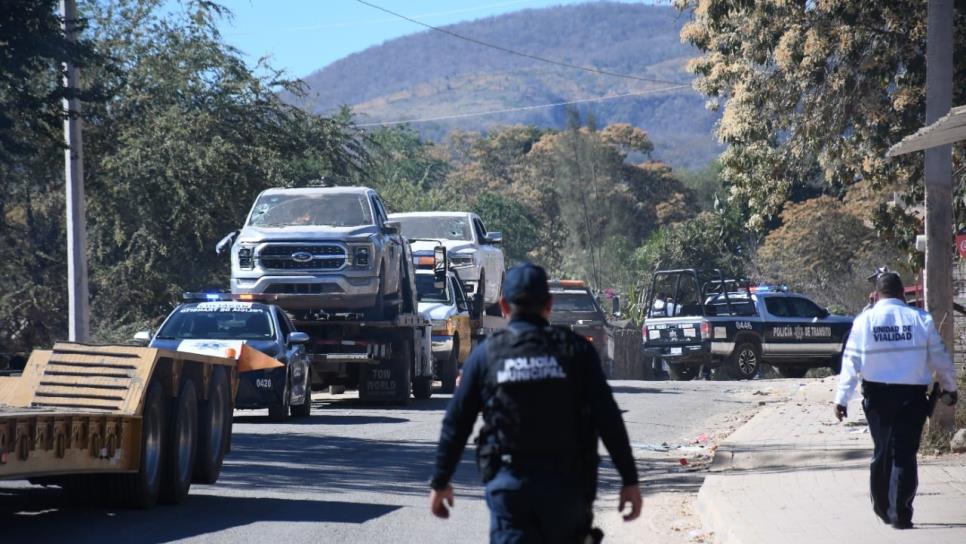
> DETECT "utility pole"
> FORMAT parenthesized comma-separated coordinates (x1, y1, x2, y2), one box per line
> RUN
(62, 0, 90, 342)
(924, 0, 954, 429)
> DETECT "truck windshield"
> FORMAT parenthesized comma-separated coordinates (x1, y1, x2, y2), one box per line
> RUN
(552, 292, 600, 313)
(394, 216, 473, 241)
(247, 193, 373, 227)
(157, 307, 274, 340)
(415, 274, 452, 304)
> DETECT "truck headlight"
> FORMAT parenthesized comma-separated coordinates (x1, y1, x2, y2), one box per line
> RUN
(351, 245, 372, 269)
(238, 246, 254, 270)
(450, 254, 475, 268)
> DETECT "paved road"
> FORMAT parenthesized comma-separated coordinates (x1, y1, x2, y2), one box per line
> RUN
(1, 379, 796, 543)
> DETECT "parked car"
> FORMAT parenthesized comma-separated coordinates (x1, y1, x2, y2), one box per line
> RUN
(548, 280, 615, 366)
(218, 186, 412, 320)
(139, 295, 312, 420)
(389, 211, 504, 314)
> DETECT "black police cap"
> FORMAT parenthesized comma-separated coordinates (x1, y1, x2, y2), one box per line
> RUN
(502, 263, 550, 305)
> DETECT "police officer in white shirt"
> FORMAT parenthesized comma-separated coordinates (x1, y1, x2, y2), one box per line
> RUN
(835, 272, 958, 529)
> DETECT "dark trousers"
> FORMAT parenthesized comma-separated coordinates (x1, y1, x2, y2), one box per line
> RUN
(861, 381, 929, 525)
(485, 467, 593, 543)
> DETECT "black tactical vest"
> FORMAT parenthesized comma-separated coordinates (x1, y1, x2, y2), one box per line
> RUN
(477, 325, 596, 470)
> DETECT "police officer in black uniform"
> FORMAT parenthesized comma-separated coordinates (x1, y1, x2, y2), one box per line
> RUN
(429, 263, 642, 542)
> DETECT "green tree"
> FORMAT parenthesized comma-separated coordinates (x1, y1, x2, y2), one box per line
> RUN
(676, 0, 966, 237)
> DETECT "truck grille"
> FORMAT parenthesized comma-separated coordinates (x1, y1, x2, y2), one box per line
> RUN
(265, 283, 344, 295)
(257, 244, 347, 271)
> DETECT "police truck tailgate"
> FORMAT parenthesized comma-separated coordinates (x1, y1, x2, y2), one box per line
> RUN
(643, 317, 706, 358)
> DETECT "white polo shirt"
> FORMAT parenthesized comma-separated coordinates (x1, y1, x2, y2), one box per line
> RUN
(835, 298, 958, 406)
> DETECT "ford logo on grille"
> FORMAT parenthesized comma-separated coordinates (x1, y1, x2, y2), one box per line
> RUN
(291, 251, 314, 263)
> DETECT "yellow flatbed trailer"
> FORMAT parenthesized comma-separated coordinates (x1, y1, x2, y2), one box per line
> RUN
(0, 343, 238, 508)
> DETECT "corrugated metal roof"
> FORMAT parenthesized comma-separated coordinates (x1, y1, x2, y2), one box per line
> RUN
(888, 104, 966, 156)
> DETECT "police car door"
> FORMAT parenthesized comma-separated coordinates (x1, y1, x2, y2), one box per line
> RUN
(779, 296, 837, 360)
(761, 296, 802, 362)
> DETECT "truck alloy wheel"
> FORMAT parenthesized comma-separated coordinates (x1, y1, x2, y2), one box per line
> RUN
(729, 343, 760, 380)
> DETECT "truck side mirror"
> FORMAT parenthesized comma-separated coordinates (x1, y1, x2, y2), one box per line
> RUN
(383, 221, 400, 235)
(216, 230, 239, 256)
(611, 296, 622, 318)
(288, 332, 310, 344)
(133, 330, 152, 344)
(484, 231, 503, 244)
(434, 245, 447, 286)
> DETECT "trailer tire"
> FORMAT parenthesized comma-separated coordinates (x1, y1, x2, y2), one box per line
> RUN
(160, 378, 199, 505)
(439, 338, 458, 394)
(193, 366, 231, 484)
(109, 379, 165, 508)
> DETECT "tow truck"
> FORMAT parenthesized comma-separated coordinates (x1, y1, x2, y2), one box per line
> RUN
(232, 248, 435, 403)
(0, 341, 264, 508)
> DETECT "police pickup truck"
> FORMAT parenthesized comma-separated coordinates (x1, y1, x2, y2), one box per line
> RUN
(641, 269, 852, 380)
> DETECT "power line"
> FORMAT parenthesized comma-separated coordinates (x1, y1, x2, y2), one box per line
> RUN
(353, 0, 690, 87)
(355, 84, 688, 127)
(226, 0, 542, 35)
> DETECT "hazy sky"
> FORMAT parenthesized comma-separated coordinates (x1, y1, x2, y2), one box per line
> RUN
(212, 0, 648, 79)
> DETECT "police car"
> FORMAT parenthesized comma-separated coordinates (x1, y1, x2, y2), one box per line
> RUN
(137, 293, 312, 420)
(641, 269, 853, 380)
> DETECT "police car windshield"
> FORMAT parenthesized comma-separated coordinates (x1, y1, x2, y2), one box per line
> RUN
(247, 193, 373, 227)
(157, 305, 274, 340)
(415, 274, 452, 304)
(394, 216, 473, 241)
(552, 292, 600, 312)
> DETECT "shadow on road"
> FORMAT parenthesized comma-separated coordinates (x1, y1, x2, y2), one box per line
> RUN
(216, 431, 483, 499)
(0, 489, 400, 543)
(316, 397, 453, 412)
(233, 412, 410, 425)
(609, 385, 682, 395)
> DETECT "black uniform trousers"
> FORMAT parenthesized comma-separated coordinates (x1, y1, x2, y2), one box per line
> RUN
(861, 381, 929, 525)
(485, 465, 593, 544)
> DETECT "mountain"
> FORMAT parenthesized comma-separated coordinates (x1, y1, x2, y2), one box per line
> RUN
(290, 2, 721, 170)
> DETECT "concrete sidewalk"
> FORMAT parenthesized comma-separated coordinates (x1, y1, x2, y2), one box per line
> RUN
(697, 378, 966, 544)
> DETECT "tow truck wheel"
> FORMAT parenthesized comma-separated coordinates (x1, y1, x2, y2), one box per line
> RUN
(193, 366, 231, 484)
(667, 363, 698, 381)
(160, 378, 199, 505)
(727, 342, 761, 380)
(439, 338, 458, 394)
(107, 380, 165, 508)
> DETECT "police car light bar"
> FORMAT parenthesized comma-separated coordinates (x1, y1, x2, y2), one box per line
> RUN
(183, 292, 233, 302)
